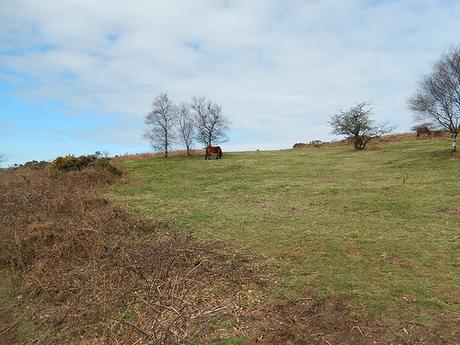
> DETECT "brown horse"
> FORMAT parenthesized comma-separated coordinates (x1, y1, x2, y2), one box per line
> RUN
(416, 126, 431, 138)
(205, 145, 222, 160)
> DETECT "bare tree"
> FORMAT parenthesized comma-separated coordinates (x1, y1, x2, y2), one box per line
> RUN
(191, 96, 230, 147)
(408, 46, 460, 152)
(329, 102, 393, 150)
(144, 93, 176, 158)
(175, 102, 195, 156)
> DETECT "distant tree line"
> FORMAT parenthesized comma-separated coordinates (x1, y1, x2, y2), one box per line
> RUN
(144, 93, 230, 157)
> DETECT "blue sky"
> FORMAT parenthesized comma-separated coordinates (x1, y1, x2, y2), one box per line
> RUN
(1, 0, 460, 166)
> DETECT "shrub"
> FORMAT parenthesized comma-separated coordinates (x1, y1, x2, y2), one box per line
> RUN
(51, 155, 84, 171)
(51, 154, 121, 175)
(20, 160, 49, 169)
(92, 157, 123, 176)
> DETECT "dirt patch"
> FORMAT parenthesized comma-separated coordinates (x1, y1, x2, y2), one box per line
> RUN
(439, 207, 460, 216)
(243, 293, 459, 345)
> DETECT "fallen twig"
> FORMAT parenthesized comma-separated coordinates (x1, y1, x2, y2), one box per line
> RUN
(351, 325, 365, 336)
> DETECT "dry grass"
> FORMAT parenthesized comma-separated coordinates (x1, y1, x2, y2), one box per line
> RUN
(111, 150, 205, 165)
(293, 131, 451, 149)
(0, 166, 271, 344)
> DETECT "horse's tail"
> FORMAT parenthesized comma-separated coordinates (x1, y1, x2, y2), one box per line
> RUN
(219, 148, 223, 159)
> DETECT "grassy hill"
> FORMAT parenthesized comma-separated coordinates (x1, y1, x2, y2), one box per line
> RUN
(111, 138, 460, 325)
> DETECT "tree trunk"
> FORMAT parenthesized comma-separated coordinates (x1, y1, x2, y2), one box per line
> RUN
(353, 138, 359, 150)
(451, 132, 457, 153)
(354, 135, 365, 150)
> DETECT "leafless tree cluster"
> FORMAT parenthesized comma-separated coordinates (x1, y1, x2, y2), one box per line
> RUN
(191, 96, 230, 147)
(144, 93, 229, 157)
(329, 102, 393, 150)
(408, 46, 460, 152)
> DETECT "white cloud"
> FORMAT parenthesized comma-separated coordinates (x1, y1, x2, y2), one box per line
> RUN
(1, 0, 460, 150)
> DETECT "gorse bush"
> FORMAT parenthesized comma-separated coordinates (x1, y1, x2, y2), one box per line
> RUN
(51, 154, 96, 171)
(51, 154, 121, 175)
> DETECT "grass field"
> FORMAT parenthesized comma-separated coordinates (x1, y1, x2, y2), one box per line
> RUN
(111, 139, 460, 325)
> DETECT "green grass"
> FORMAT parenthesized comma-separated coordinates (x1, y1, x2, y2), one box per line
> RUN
(110, 139, 460, 324)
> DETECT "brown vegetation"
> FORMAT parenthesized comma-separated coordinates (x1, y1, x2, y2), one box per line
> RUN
(0, 163, 458, 344)
(0, 166, 270, 344)
(293, 131, 451, 149)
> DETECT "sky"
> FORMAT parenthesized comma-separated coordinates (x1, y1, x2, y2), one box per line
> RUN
(1, 0, 460, 166)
